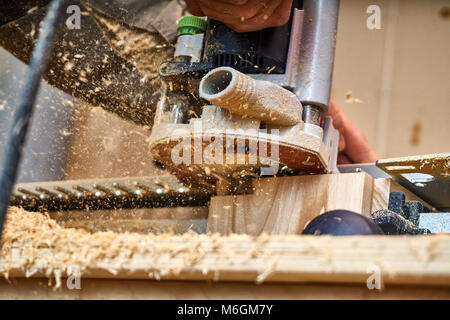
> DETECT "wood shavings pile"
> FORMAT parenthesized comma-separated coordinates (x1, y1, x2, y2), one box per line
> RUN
(0, 207, 257, 288)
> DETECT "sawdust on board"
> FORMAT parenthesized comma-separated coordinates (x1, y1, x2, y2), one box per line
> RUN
(0, 207, 275, 288)
(1, 208, 448, 289)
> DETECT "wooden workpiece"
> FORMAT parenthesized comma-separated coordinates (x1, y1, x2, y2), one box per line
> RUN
(1, 174, 448, 299)
(3, 233, 449, 286)
(2, 278, 450, 300)
(208, 172, 391, 235)
(1, 206, 449, 295)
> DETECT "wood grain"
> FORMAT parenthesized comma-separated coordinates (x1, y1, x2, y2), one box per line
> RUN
(371, 178, 391, 213)
(208, 173, 380, 235)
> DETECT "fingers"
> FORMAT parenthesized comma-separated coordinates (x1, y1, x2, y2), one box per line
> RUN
(337, 153, 352, 165)
(341, 114, 379, 163)
(324, 100, 379, 164)
(338, 133, 346, 153)
(261, 0, 292, 27)
(185, 0, 293, 32)
(323, 99, 344, 131)
(193, 0, 265, 24)
(227, 0, 291, 32)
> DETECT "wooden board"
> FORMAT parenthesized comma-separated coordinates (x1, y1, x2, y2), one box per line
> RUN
(2, 279, 449, 300)
(2, 207, 449, 295)
(208, 172, 382, 235)
(2, 234, 450, 286)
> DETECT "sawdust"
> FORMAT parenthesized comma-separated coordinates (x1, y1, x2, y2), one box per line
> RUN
(2, 208, 447, 288)
(378, 153, 450, 178)
(345, 91, 364, 104)
(255, 260, 277, 284)
(0, 207, 273, 288)
(91, 10, 173, 80)
(0, 207, 190, 286)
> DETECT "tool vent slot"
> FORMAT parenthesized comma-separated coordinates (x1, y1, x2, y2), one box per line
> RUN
(213, 53, 283, 74)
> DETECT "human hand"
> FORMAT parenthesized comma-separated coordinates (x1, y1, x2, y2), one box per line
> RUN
(185, 0, 293, 32)
(323, 100, 379, 164)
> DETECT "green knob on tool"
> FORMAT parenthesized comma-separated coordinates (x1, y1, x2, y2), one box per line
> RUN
(177, 16, 207, 36)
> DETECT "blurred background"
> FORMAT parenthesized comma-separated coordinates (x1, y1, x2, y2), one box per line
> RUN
(0, 0, 449, 184)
